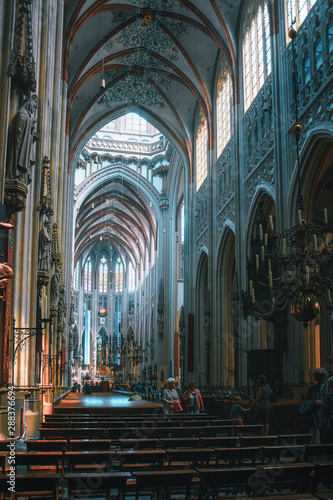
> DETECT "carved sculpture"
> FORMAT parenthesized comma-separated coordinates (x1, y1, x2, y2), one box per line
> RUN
(6, 94, 38, 185)
(0, 262, 14, 300)
(50, 267, 61, 309)
(38, 219, 52, 271)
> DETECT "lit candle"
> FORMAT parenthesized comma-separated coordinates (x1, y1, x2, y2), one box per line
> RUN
(269, 215, 274, 231)
(259, 224, 263, 241)
(324, 208, 328, 224)
(282, 239, 286, 256)
(269, 271, 273, 288)
(264, 233, 268, 246)
(261, 245, 265, 261)
(298, 210, 302, 226)
(305, 266, 310, 286)
(268, 259, 271, 272)
(256, 254, 259, 271)
(313, 234, 317, 251)
(251, 289, 255, 303)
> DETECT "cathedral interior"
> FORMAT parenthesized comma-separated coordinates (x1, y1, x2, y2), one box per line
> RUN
(0, 0, 333, 473)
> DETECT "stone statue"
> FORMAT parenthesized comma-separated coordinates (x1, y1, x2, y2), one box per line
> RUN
(0, 262, 14, 300)
(50, 268, 60, 308)
(38, 219, 52, 271)
(6, 94, 38, 185)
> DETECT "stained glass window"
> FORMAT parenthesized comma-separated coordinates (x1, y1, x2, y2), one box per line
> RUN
(99, 255, 108, 293)
(217, 68, 233, 156)
(115, 257, 123, 293)
(243, 3, 271, 112)
(128, 264, 135, 292)
(196, 115, 208, 190)
(84, 257, 92, 292)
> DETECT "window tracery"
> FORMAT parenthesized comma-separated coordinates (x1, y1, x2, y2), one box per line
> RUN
(84, 257, 92, 293)
(196, 111, 208, 190)
(99, 255, 108, 293)
(216, 65, 233, 157)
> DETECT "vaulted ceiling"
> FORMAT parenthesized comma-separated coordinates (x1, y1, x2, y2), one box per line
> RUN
(66, 0, 241, 269)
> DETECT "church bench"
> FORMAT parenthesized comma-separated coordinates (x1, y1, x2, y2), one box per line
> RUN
(69, 439, 112, 451)
(0, 473, 61, 500)
(38, 428, 71, 440)
(116, 449, 166, 470)
(103, 421, 129, 428)
(305, 443, 333, 462)
(234, 424, 263, 435)
(240, 435, 278, 447)
(169, 426, 202, 438)
(105, 426, 170, 440)
(311, 462, 333, 495)
(25, 439, 68, 452)
(118, 438, 159, 449)
(164, 447, 213, 469)
(0, 453, 6, 473)
(255, 462, 314, 495)
(71, 427, 105, 439)
(202, 425, 233, 437)
(278, 434, 313, 445)
(196, 466, 258, 499)
(65, 471, 130, 500)
(260, 445, 305, 464)
(131, 469, 196, 500)
(214, 446, 260, 466)
(65, 451, 115, 473)
(14, 451, 63, 472)
(159, 437, 201, 448)
(200, 436, 238, 448)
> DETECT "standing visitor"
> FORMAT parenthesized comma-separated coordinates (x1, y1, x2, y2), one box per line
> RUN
(184, 381, 204, 414)
(250, 375, 274, 436)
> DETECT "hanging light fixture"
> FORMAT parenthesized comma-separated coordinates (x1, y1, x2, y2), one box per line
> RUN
(241, 17, 333, 329)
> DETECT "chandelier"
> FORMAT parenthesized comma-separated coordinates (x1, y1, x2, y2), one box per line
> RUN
(241, 25, 333, 329)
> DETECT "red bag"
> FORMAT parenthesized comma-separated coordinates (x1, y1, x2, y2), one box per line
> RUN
(171, 400, 183, 414)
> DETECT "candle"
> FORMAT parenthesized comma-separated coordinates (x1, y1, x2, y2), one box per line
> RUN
(259, 224, 263, 241)
(264, 233, 268, 246)
(249, 281, 253, 294)
(269, 215, 274, 231)
(268, 259, 271, 272)
(313, 234, 317, 251)
(269, 271, 273, 288)
(251, 289, 255, 303)
(282, 239, 286, 256)
(256, 254, 259, 271)
(305, 266, 310, 285)
(298, 210, 302, 226)
(261, 245, 265, 261)
(324, 208, 328, 224)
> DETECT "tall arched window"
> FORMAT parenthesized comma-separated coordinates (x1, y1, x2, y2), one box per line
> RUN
(180, 201, 185, 244)
(115, 257, 123, 293)
(84, 257, 92, 292)
(243, 2, 271, 112)
(99, 255, 108, 293)
(128, 263, 135, 292)
(217, 66, 233, 156)
(287, 0, 318, 32)
(196, 114, 208, 191)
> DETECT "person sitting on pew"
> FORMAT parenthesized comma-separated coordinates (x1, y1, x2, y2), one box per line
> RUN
(71, 382, 80, 393)
(128, 391, 142, 401)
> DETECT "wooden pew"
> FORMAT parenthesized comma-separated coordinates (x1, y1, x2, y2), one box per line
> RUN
(278, 434, 313, 445)
(256, 462, 314, 495)
(131, 469, 196, 500)
(200, 436, 238, 448)
(305, 443, 333, 462)
(202, 425, 233, 437)
(69, 439, 112, 451)
(165, 447, 213, 469)
(71, 428, 105, 439)
(240, 435, 278, 447)
(116, 449, 166, 471)
(235, 424, 263, 435)
(214, 446, 260, 466)
(25, 439, 67, 452)
(118, 438, 159, 450)
(311, 461, 333, 495)
(65, 471, 130, 500)
(160, 437, 201, 448)
(197, 466, 258, 499)
(169, 426, 202, 438)
(1, 473, 61, 500)
(0, 453, 6, 474)
(260, 445, 305, 464)
(65, 451, 116, 473)
(39, 428, 71, 440)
